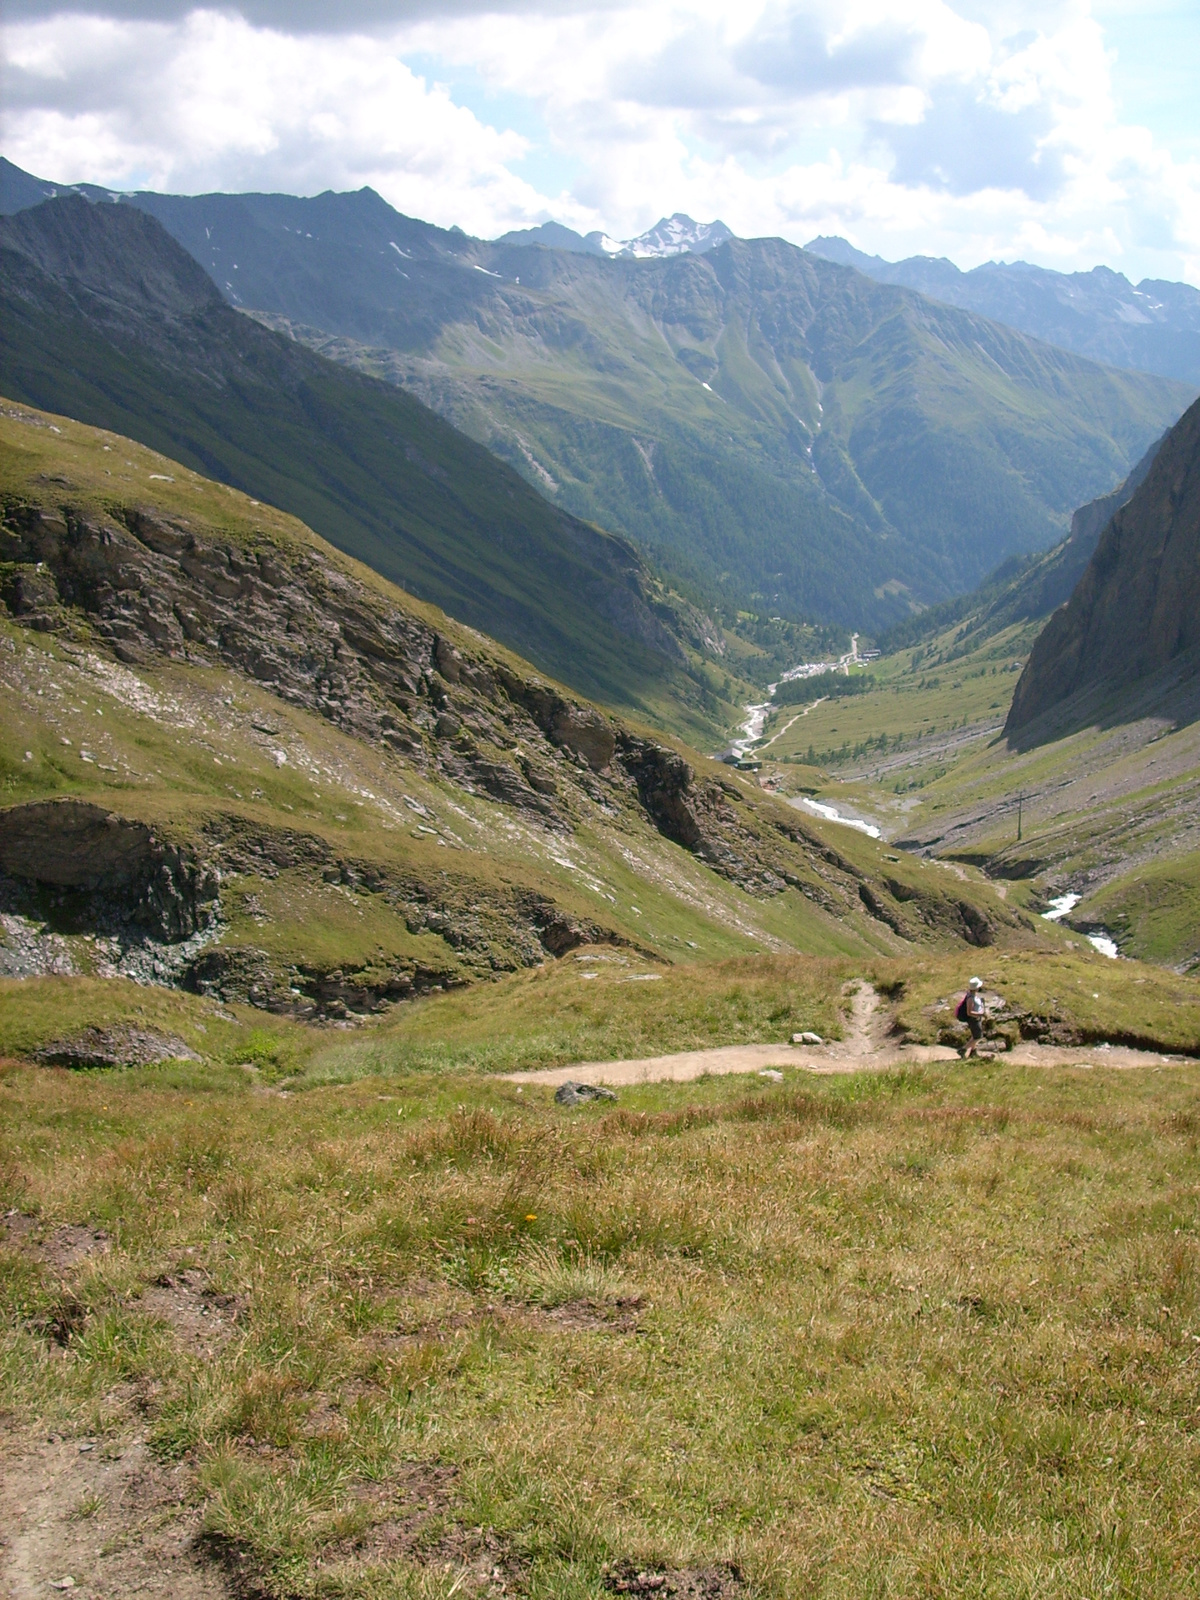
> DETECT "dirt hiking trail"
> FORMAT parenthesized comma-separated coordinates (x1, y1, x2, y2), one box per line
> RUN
(0, 1428, 225, 1600)
(503, 982, 1184, 1089)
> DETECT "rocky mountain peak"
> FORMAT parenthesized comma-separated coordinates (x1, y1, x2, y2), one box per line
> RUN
(610, 215, 734, 259)
(0, 193, 222, 322)
(496, 213, 733, 260)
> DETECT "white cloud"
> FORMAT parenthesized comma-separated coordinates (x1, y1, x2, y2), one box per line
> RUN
(2, 0, 1197, 284)
(2, 11, 545, 232)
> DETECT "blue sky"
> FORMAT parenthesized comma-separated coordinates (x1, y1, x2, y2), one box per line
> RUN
(1094, 0, 1199, 161)
(2, 0, 1197, 284)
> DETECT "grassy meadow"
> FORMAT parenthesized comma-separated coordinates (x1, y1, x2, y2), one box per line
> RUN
(4, 945, 1200, 1597)
(3, 1027, 1200, 1597)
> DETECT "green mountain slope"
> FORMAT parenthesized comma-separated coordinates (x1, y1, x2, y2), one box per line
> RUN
(0, 194, 732, 738)
(248, 233, 1194, 624)
(875, 429, 1164, 657)
(1, 401, 1033, 1027)
(806, 234, 1200, 385)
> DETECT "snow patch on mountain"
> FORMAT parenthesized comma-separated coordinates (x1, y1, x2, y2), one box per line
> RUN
(617, 214, 733, 258)
(497, 213, 732, 261)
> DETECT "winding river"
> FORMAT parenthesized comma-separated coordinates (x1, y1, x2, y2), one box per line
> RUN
(727, 637, 882, 838)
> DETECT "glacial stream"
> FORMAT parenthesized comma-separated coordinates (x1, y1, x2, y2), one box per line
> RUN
(727, 636, 881, 838)
(1041, 893, 1119, 958)
(728, 660, 1117, 901)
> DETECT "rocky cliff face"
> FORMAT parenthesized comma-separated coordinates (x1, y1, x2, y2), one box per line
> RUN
(1006, 395, 1200, 735)
(0, 797, 217, 940)
(0, 493, 709, 840)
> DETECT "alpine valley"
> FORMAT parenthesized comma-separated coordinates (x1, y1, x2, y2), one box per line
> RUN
(5, 154, 1200, 1600)
(1, 159, 1191, 631)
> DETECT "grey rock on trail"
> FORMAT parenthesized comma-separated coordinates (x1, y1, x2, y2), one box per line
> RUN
(554, 1081, 618, 1106)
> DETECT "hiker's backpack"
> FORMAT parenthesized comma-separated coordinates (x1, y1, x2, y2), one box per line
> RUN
(955, 994, 970, 1022)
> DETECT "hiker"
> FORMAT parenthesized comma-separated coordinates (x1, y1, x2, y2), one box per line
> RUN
(957, 976, 986, 1057)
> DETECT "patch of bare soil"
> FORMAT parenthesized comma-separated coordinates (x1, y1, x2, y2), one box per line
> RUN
(137, 1270, 246, 1354)
(377, 1292, 646, 1350)
(603, 1559, 749, 1596)
(504, 1043, 800, 1089)
(0, 1429, 226, 1599)
(312, 1463, 526, 1595)
(837, 980, 891, 1058)
(415, 1525, 527, 1596)
(2, 1211, 110, 1270)
(537, 1295, 645, 1333)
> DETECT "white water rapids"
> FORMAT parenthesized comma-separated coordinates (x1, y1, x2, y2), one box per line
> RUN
(1040, 892, 1119, 958)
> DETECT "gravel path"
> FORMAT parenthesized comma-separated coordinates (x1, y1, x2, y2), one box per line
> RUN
(502, 982, 1183, 1087)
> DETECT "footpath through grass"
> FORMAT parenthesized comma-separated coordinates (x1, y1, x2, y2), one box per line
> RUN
(3, 1050, 1200, 1597)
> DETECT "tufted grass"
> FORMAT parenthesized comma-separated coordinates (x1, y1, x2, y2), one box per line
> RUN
(3, 1044, 1200, 1597)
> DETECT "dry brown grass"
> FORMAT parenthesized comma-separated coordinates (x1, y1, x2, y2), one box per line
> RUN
(3, 1054, 1200, 1597)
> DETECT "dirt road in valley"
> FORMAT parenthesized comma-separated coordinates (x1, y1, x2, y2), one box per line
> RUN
(502, 982, 1184, 1088)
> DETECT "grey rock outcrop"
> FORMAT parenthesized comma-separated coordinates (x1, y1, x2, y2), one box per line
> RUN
(0, 493, 835, 901)
(0, 798, 218, 940)
(554, 1081, 617, 1105)
(36, 1025, 200, 1069)
(1007, 394, 1200, 735)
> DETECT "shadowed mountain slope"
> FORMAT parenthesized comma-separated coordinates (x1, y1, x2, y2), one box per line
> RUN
(0, 194, 719, 731)
(876, 430, 1165, 658)
(1006, 395, 1200, 737)
(0, 162, 1186, 630)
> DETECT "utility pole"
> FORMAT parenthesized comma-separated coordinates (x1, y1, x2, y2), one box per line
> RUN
(1017, 793, 1023, 842)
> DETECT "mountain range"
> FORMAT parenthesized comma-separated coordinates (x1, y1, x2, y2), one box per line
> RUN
(497, 213, 734, 259)
(0, 193, 737, 738)
(805, 236, 1200, 387)
(1, 158, 1189, 634)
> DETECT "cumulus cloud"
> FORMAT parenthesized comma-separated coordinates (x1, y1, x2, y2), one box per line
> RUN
(880, 84, 1062, 199)
(2, 11, 547, 230)
(1, 0, 581, 26)
(1, 0, 1198, 284)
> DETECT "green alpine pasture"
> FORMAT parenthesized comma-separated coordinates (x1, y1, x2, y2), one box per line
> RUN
(4, 1019, 1200, 1597)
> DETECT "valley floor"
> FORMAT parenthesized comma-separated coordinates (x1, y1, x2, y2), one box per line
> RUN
(750, 614, 1200, 975)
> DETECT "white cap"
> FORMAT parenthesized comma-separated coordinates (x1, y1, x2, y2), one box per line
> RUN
(969, 976, 983, 988)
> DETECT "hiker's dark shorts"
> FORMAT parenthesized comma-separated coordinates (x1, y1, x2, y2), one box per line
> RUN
(967, 1015, 983, 1041)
